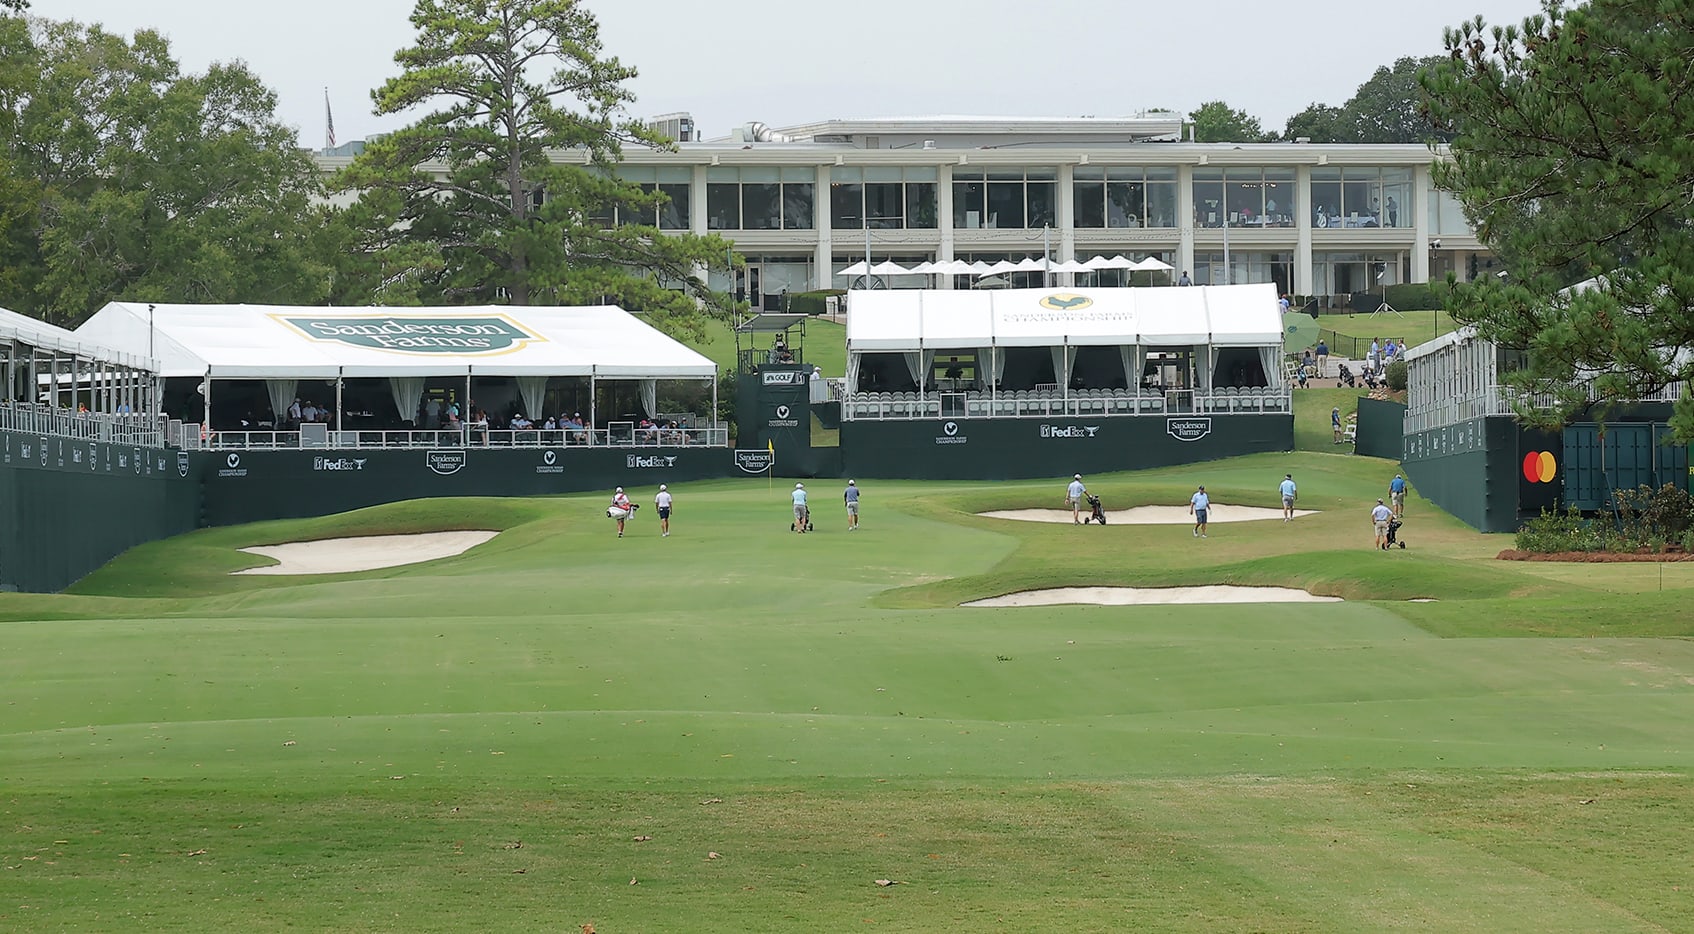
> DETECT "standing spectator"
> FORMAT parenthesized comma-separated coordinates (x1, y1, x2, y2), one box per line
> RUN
(1315, 340, 1329, 375)
(1372, 498, 1394, 549)
(655, 484, 673, 537)
(1332, 406, 1343, 444)
(1389, 473, 1408, 518)
(1279, 474, 1298, 521)
(1177, 271, 1192, 286)
(610, 487, 633, 538)
(1066, 474, 1088, 525)
(1189, 485, 1211, 538)
(843, 479, 861, 531)
(791, 483, 810, 533)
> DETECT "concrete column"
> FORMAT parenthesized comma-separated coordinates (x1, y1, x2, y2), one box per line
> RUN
(1295, 165, 1314, 296)
(1057, 164, 1077, 286)
(938, 164, 955, 289)
(1411, 164, 1431, 283)
(814, 164, 832, 290)
(1176, 164, 1195, 282)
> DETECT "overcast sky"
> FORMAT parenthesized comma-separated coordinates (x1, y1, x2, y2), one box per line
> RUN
(32, 0, 1540, 145)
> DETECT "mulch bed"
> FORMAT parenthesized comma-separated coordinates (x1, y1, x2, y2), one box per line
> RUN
(1496, 549, 1694, 563)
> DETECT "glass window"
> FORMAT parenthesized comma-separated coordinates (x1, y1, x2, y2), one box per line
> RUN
(1263, 168, 1294, 225)
(1074, 181, 1105, 228)
(782, 183, 813, 230)
(1106, 178, 1143, 227)
(1381, 167, 1412, 228)
(1192, 168, 1224, 228)
(740, 167, 780, 230)
(656, 183, 689, 230)
(904, 166, 938, 182)
(1224, 169, 1260, 224)
(1343, 167, 1380, 224)
(831, 170, 863, 230)
(1143, 167, 1176, 228)
(866, 182, 903, 229)
(954, 180, 986, 228)
(1310, 168, 1341, 228)
(706, 167, 739, 230)
(905, 182, 937, 228)
(986, 171, 1024, 229)
(1026, 180, 1055, 229)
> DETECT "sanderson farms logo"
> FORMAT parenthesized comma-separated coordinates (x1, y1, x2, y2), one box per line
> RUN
(274, 314, 544, 355)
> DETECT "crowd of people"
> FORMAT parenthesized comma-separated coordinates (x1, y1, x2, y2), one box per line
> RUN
(1293, 336, 1407, 389)
(604, 479, 865, 538)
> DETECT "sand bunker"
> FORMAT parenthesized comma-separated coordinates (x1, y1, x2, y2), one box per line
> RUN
(979, 505, 1317, 524)
(233, 531, 499, 576)
(964, 585, 1342, 607)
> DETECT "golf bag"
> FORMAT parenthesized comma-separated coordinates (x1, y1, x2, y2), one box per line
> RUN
(791, 505, 814, 533)
(607, 502, 639, 520)
(1337, 363, 1356, 388)
(1087, 494, 1107, 525)
(1382, 517, 1405, 549)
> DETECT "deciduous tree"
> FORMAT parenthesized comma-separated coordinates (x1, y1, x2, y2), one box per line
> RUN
(1421, 0, 1694, 437)
(1186, 100, 1275, 143)
(338, 0, 737, 337)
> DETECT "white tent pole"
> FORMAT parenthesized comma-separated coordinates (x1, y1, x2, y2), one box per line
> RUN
(203, 372, 213, 440)
(335, 367, 344, 437)
(710, 373, 718, 442)
(589, 373, 597, 444)
(465, 368, 473, 442)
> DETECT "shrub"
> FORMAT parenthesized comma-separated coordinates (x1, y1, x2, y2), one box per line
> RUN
(1383, 282, 1451, 311)
(1385, 359, 1408, 391)
(787, 290, 845, 316)
(1611, 484, 1694, 551)
(1515, 506, 1603, 553)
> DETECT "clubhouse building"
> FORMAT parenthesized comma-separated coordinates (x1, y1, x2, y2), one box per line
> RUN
(317, 113, 1490, 310)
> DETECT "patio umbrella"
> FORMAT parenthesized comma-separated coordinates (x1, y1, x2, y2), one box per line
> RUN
(1051, 259, 1093, 274)
(837, 261, 870, 276)
(1133, 257, 1175, 272)
(935, 259, 976, 275)
(984, 260, 1021, 275)
(967, 261, 995, 274)
(908, 261, 937, 274)
(1081, 254, 1119, 270)
(869, 260, 912, 276)
(1014, 257, 1049, 272)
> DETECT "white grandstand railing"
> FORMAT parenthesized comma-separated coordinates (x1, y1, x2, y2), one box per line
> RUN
(840, 388, 1291, 420)
(0, 401, 164, 446)
(1404, 381, 1686, 435)
(191, 425, 730, 451)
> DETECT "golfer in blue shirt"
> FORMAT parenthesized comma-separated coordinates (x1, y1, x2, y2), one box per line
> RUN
(1389, 473, 1407, 517)
(1279, 474, 1298, 521)
(1189, 485, 1211, 538)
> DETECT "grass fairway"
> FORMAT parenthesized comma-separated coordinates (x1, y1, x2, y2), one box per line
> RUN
(5, 453, 1694, 931)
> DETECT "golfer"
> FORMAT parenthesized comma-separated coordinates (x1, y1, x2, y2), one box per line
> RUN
(1389, 473, 1407, 517)
(1332, 406, 1343, 443)
(610, 487, 633, 538)
(843, 479, 861, 531)
(791, 482, 809, 533)
(655, 483, 673, 537)
(1189, 485, 1211, 538)
(1279, 474, 1297, 521)
(1372, 498, 1393, 549)
(1066, 474, 1088, 525)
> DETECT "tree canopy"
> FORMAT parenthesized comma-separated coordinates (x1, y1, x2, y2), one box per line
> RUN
(1186, 101, 1275, 143)
(337, 0, 736, 337)
(1284, 56, 1454, 143)
(0, 12, 331, 324)
(1421, 0, 1694, 437)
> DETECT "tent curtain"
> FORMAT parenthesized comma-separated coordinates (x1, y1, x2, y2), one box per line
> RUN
(1118, 346, 1137, 390)
(639, 379, 658, 418)
(1049, 345, 1077, 388)
(517, 376, 549, 421)
(1258, 346, 1283, 388)
(846, 353, 862, 394)
(980, 346, 1006, 388)
(388, 377, 424, 423)
(1195, 347, 1213, 391)
(265, 379, 297, 421)
(902, 351, 934, 388)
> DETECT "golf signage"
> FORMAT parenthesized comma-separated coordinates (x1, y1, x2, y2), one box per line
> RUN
(275, 314, 543, 355)
(1166, 417, 1213, 442)
(734, 449, 775, 473)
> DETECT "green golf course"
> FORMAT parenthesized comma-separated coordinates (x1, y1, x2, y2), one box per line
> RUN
(4, 445, 1693, 931)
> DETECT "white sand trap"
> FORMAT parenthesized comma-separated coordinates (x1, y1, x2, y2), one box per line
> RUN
(978, 505, 1318, 524)
(233, 531, 499, 576)
(964, 585, 1342, 607)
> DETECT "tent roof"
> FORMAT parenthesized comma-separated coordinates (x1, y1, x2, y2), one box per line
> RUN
(73, 303, 718, 380)
(734, 313, 808, 333)
(1, 305, 146, 367)
(845, 284, 1283, 351)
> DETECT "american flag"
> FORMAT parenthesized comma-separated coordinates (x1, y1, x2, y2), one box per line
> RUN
(324, 88, 336, 150)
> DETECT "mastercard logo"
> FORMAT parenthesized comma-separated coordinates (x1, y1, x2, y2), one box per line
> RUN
(1523, 450, 1557, 483)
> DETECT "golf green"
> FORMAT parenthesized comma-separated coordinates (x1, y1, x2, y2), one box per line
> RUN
(3, 452, 1692, 932)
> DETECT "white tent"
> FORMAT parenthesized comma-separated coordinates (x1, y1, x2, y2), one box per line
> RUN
(76, 303, 717, 379)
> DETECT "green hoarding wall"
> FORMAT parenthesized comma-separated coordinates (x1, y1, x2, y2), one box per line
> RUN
(0, 429, 200, 592)
(1560, 421, 1690, 509)
(841, 415, 1292, 480)
(1354, 398, 1406, 460)
(1400, 416, 1522, 533)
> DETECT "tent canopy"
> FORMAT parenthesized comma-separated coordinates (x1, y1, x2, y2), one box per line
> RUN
(845, 284, 1283, 351)
(74, 303, 718, 380)
(2, 305, 146, 367)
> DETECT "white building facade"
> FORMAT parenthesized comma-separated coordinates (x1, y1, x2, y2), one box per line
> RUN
(317, 115, 1488, 310)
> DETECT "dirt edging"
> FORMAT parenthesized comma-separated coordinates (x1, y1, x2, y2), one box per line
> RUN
(1496, 549, 1694, 563)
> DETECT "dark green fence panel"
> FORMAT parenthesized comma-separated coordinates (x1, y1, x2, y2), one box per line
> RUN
(1561, 422, 1691, 509)
(1354, 398, 1406, 460)
(1400, 416, 1521, 532)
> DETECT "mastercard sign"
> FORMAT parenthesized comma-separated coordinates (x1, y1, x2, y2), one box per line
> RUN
(1522, 450, 1558, 483)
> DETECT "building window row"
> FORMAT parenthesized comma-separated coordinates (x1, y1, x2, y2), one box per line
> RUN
(952, 167, 1055, 230)
(831, 167, 938, 230)
(1073, 166, 1179, 229)
(1310, 167, 1412, 229)
(614, 166, 691, 230)
(707, 166, 815, 230)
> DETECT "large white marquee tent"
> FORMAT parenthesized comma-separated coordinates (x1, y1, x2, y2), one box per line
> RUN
(844, 283, 1285, 395)
(75, 303, 718, 431)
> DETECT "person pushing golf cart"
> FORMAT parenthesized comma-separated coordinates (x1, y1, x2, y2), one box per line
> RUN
(1084, 492, 1107, 525)
(790, 482, 813, 533)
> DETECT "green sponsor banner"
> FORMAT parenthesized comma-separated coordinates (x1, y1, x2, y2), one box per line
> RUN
(275, 315, 541, 354)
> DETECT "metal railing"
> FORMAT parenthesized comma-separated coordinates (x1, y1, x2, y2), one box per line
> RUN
(1404, 381, 1686, 435)
(0, 402, 164, 446)
(841, 388, 1291, 420)
(198, 425, 730, 451)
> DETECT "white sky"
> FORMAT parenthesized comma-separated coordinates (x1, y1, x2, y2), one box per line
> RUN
(30, 0, 1540, 145)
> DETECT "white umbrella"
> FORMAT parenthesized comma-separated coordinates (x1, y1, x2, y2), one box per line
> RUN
(984, 260, 1021, 275)
(908, 261, 937, 274)
(967, 261, 995, 274)
(869, 260, 912, 276)
(837, 261, 870, 276)
(1014, 257, 1048, 272)
(935, 259, 975, 275)
(1051, 259, 1093, 274)
(1133, 257, 1175, 272)
(1081, 254, 1119, 271)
